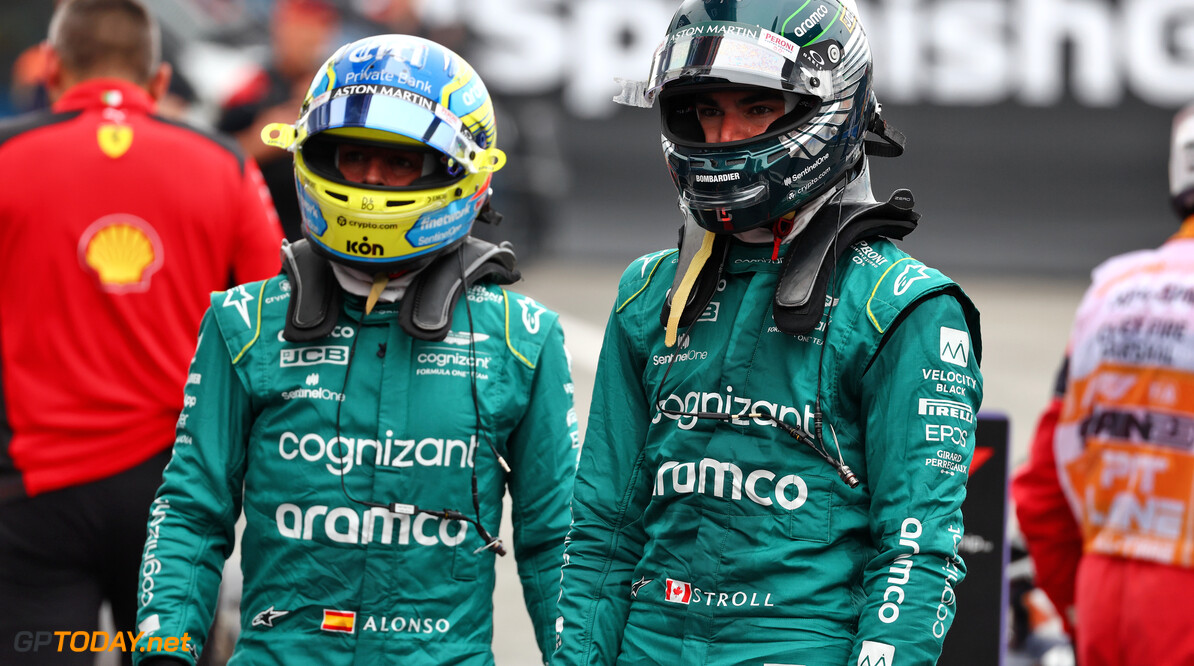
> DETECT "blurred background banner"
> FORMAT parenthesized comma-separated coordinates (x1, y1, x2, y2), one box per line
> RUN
(2, 2, 1188, 664)
(3, 0, 1189, 274)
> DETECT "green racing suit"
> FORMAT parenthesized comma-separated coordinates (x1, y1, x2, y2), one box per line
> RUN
(555, 238, 982, 665)
(135, 274, 579, 665)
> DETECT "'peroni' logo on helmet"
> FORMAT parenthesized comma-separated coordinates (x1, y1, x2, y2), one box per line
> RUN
(346, 237, 386, 256)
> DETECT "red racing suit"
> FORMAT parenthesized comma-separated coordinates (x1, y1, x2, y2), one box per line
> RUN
(0, 79, 284, 499)
(1012, 218, 1194, 665)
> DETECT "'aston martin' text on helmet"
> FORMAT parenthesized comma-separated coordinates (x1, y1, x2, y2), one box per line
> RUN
(618, 0, 875, 234)
(262, 34, 506, 273)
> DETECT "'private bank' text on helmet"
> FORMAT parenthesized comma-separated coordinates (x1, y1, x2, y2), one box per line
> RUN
(262, 34, 506, 273)
(617, 0, 874, 234)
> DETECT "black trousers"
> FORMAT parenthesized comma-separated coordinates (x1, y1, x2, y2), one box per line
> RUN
(0, 450, 171, 665)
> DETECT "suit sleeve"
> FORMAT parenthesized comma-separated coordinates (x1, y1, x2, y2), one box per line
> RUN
(134, 308, 251, 665)
(853, 294, 983, 664)
(554, 302, 652, 666)
(1010, 360, 1082, 635)
(506, 319, 580, 663)
(230, 156, 283, 284)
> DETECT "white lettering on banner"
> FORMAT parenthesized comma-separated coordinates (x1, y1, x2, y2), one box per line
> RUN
(652, 385, 816, 432)
(918, 397, 974, 423)
(690, 587, 776, 607)
(139, 499, 170, 606)
(416, 351, 492, 370)
(437, 0, 1194, 117)
(280, 346, 350, 367)
(932, 527, 964, 638)
(926, 449, 969, 475)
(467, 286, 503, 304)
(794, 5, 831, 38)
(694, 172, 741, 183)
(278, 431, 477, 475)
(275, 503, 468, 547)
(361, 616, 451, 634)
(878, 518, 922, 624)
(653, 458, 808, 511)
(921, 368, 978, 390)
(925, 423, 970, 447)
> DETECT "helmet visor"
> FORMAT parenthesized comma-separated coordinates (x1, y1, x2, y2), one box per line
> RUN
(618, 23, 807, 108)
(301, 85, 498, 174)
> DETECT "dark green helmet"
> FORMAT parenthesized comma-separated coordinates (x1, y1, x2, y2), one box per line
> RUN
(616, 0, 877, 233)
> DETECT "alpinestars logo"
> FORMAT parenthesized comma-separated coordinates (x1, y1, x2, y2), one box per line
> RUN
(939, 327, 970, 367)
(631, 577, 653, 598)
(223, 285, 255, 328)
(858, 640, 895, 665)
(893, 262, 931, 296)
(518, 296, 546, 334)
(251, 606, 289, 628)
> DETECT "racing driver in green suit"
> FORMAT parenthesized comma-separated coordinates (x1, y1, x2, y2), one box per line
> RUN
(555, 1, 982, 664)
(134, 35, 578, 665)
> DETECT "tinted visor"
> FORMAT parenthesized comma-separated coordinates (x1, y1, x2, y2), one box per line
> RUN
(660, 84, 819, 146)
(302, 134, 461, 190)
(620, 23, 809, 108)
(301, 84, 490, 173)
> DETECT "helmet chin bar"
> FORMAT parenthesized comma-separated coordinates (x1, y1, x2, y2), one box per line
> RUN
(680, 181, 769, 210)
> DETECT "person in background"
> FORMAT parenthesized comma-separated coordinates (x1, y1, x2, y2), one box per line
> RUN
(133, 33, 578, 666)
(216, 0, 341, 241)
(0, 0, 283, 663)
(1012, 103, 1194, 666)
(554, 1, 983, 664)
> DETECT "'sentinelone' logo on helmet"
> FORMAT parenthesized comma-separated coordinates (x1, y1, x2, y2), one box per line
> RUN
(77, 214, 164, 293)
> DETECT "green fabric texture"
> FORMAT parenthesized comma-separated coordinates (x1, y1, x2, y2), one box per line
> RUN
(556, 238, 982, 666)
(135, 274, 578, 665)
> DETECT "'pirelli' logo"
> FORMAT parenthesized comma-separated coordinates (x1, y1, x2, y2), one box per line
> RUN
(918, 398, 974, 423)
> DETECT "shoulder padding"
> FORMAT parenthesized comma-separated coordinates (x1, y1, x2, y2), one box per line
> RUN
(773, 189, 918, 335)
(209, 279, 274, 365)
(280, 239, 340, 342)
(615, 249, 678, 314)
(855, 245, 982, 364)
(400, 237, 520, 341)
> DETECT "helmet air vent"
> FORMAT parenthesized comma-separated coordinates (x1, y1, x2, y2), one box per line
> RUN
(386, 200, 415, 208)
(325, 190, 348, 202)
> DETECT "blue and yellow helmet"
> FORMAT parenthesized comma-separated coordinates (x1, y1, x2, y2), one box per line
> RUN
(263, 34, 506, 272)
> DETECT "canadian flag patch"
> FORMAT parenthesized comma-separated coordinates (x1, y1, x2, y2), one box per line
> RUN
(664, 578, 692, 604)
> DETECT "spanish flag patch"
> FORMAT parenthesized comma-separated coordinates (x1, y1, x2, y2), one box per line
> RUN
(321, 609, 356, 633)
